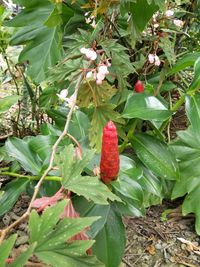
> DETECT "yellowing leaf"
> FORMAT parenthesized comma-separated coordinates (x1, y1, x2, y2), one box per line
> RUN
(77, 80, 117, 107)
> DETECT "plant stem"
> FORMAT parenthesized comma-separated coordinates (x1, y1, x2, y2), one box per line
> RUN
(0, 171, 62, 182)
(0, 71, 84, 244)
(0, 167, 9, 171)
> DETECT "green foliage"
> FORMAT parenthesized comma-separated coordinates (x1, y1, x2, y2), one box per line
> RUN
(122, 93, 172, 121)
(56, 145, 121, 205)
(29, 200, 103, 267)
(0, 234, 17, 267)
(78, 81, 117, 107)
(1, 0, 200, 264)
(89, 104, 124, 151)
(0, 179, 29, 216)
(171, 93, 200, 234)
(93, 206, 126, 267)
(6, 0, 67, 83)
(0, 95, 20, 114)
(131, 134, 179, 181)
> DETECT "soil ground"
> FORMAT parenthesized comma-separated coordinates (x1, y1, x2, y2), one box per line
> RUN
(123, 201, 200, 267)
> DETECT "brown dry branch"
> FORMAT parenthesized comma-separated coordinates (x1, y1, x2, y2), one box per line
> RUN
(0, 71, 84, 244)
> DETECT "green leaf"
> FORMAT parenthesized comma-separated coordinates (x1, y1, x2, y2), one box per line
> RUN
(29, 200, 103, 267)
(10, 243, 36, 267)
(167, 52, 200, 76)
(78, 81, 117, 108)
(93, 206, 126, 267)
(100, 39, 135, 91)
(5, 137, 42, 174)
(159, 36, 175, 65)
(0, 95, 20, 114)
(6, 0, 63, 82)
(129, 0, 159, 32)
(56, 146, 121, 205)
(73, 197, 110, 238)
(122, 94, 172, 121)
(0, 234, 17, 267)
(0, 179, 29, 216)
(185, 93, 200, 140)
(182, 187, 200, 235)
(112, 172, 144, 205)
(131, 134, 179, 180)
(189, 56, 200, 91)
(89, 104, 124, 152)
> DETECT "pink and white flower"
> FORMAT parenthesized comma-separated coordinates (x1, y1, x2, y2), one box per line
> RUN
(165, 10, 174, 18)
(173, 19, 184, 27)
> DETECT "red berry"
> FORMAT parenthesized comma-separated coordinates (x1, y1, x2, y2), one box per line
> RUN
(134, 80, 144, 93)
(100, 121, 119, 184)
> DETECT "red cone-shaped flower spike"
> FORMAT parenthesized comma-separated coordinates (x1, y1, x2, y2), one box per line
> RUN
(100, 121, 119, 184)
(134, 80, 144, 93)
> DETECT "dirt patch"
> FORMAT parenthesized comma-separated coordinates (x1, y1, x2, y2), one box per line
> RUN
(123, 201, 200, 267)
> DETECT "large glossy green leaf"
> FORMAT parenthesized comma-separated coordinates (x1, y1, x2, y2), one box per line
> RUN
(0, 95, 20, 114)
(167, 52, 200, 76)
(29, 200, 103, 267)
(185, 93, 200, 140)
(5, 137, 42, 174)
(122, 94, 172, 121)
(189, 57, 200, 91)
(131, 134, 179, 180)
(0, 234, 17, 267)
(113, 172, 144, 204)
(93, 206, 126, 267)
(73, 197, 110, 239)
(0, 179, 29, 216)
(182, 187, 200, 235)
(129, 0, 159, 32)
(6, 0, 65, 82)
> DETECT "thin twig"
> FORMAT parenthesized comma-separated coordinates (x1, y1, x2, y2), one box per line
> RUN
(0, 133, 13, 140)
(65, 132, 83, 156)
(0, 72, 84, 244)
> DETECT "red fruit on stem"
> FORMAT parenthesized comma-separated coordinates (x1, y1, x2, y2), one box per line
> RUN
(100, 121, 119, 184)
(134, 80, 144, 93)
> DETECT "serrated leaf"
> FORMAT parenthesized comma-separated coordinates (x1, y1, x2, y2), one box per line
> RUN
(101, 40, 135, 91)
(56, 145, 94, 184)
(73, 197, 110, 238)
(10, 243, 36, 267)
(29, 200, 103, 267)
(6, 0, 63, 82)
(89, 104, 124, 152)
(77, 80, 117, 108)
(56, 146, 121, 204)
(0, 234, 17, 267)
(29, 200, 68, 245)
(159, 36, 175, 65)
(63, 175, 121, 205)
